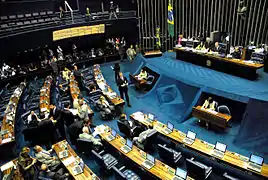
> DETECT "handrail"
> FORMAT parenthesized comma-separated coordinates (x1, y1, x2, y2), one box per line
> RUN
(64, 1, 74, 23)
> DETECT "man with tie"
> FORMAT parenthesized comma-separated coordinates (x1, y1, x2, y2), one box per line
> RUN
(49, 104, 65, 139)
(211, 42, 221, 52)
(117, 72, 131, 107)
(33, 145, 61, 170)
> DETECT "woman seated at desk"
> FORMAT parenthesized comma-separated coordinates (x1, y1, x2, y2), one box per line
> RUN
(135, 69, 148, 80)
(202, 97, 217, 111)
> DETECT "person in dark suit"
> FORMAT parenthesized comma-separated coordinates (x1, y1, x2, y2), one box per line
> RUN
(62, 102, 75, 127)
(119, 114, 134, 129)
(68, 119, 91, 145)
(113, 63, 120, 83)
(48, 104, 65, 139)
(117, 72, 131, 107)
(39, 164, 69, 180)
(211, 42, 221, 52)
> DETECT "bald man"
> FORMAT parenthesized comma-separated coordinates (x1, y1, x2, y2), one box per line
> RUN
(39, 164, 69, 180)
(34, 145, 60, 169)
(79, 126, 103, 146)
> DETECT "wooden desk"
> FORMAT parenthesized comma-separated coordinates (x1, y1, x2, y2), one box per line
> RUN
(93, 65, 124, 106)
(0, 83, 25, 146)
(69, 76, 93, 116)
(53, 140, 99, 180)
(192, 106, 232, 129)
(144, 50, 163, 58)
(130, 112, 268, 178)
(174, 47, 264, 80)
(39, 77, 52, 112)
(98, 125, 193, 180)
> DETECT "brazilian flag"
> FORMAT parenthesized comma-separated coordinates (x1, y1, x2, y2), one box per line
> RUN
(167, 0, 174, 37)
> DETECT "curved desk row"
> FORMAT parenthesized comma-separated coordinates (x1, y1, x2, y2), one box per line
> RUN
(130, 112, 268, 179)
(0, 82, 26, 146)
(98, 124, 193, 180)
(93, 64, 124, 107)
(39, 76, 53, 114)
(69, 75, 94, 116)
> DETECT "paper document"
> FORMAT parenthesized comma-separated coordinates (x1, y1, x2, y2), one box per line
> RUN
(68, 108, 78, 115)
(1, 161, 15, 172)
(62, 156, 76, 166)
(132, 111, 145, 121)
(1, 138, 12, 144)
(98, 82, 106, 90)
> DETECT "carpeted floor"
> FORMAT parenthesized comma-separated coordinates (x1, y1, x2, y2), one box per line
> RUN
(2, 52, 268, 179)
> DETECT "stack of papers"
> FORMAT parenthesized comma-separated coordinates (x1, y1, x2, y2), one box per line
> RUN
(98, 82, 106, 90)
(62, 156, 76, 166)
(132, 111, 145, 121)
(1, 161, 15, 172)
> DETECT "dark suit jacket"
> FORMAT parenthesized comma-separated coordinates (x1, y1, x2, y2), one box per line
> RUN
(68, 120, 83, 139)
(117, 77, 128, 91)
(49, 108, 62, 122)
(62, 109, 75, 126)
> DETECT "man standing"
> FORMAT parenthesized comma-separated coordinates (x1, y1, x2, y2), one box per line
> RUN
(126, 45, 136, 62)
(117, 72, 131, 107)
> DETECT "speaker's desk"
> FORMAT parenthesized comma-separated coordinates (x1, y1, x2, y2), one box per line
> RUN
(98, 125, 193, 180)
(174, 47, 263, 80)
(130, 112, 268, 178)
(192, 106, 231, 129)
(53, 140, 99, 180)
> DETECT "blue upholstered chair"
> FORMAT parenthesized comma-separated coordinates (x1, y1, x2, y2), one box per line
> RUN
(217, 105, 231, 115)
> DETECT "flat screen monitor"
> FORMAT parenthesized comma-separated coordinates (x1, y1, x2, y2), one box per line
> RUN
(215, 142, 227, 152)
(167, 122, 174, 131)
(147, 154, 155, 163)
(126, 139, 133, 149)
(176, 168, 187, 179)
(250, 154, 264, 166)
(111, 129, 116, 137)
(186, 131, 196, 140)
(148, 113, 154, 120)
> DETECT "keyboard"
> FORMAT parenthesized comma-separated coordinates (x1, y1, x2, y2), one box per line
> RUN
(163, 128, 172, 134)
(172, 176, 184, 180)
(106, 135, 115, 142)
(247, 162, 262, 173)
(212, 149, 225, 159)
(72, 165, 83, 175)
(183, 138, 194, 145)
(120, 145, 131, 154)
(142, 160, 155, 170)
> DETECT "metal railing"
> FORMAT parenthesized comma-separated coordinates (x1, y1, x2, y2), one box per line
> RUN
(64, 1, 74, 23)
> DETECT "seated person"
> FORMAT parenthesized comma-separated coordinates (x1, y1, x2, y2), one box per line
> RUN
(27, 111, 41, 127)
(135, 68, 148, 80)
(62, 68, 71, 81)
(73, 94, 83, 109)
(195, 41, 206, 51)
(210, 42, 221, 52)
(97, 96, 115, 116)
(79, 126, 103, 146)
(34, 145, 61, 170)
(39, 164, 69, 180)
(133, 128, 155, 144)
(119, 114, 134, 129)
(202, 97, 217, 111)
(77, 99, 89, 121)
(88, 83, 97, 93)
(232, 47, 242, 59)
(18, 147, 37, 180)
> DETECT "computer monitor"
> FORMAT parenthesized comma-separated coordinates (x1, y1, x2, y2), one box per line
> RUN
(126, 139, 133, 149)
(186, 131, 196, 140)
(176, 167, 187, 179)
(111, 129, 116, 137)
(215, 142, 227, 152)
(167, 122, 174, 131)
(250, 154, 264, 166)
(147, 154, 155, 163)
(148, 113, 154, 120)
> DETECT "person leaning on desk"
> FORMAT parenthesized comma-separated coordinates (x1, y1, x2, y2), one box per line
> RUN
(202, 97, 217, 111)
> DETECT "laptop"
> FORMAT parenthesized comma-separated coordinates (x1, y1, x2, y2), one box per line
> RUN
(72, 165, 84, 175)
(106, 129, 116, 142)
(172, 167, 187, 180)
(145, 113, 154, 123)
(59, 150, 69, 158)
(183, 131, 196, 145)
(142, 154, 155, 170)
(120, 139, 133, 154)
(247, 154, 263, 173)
(163, 122, 174, 134)
(212, 142, 227, 159)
